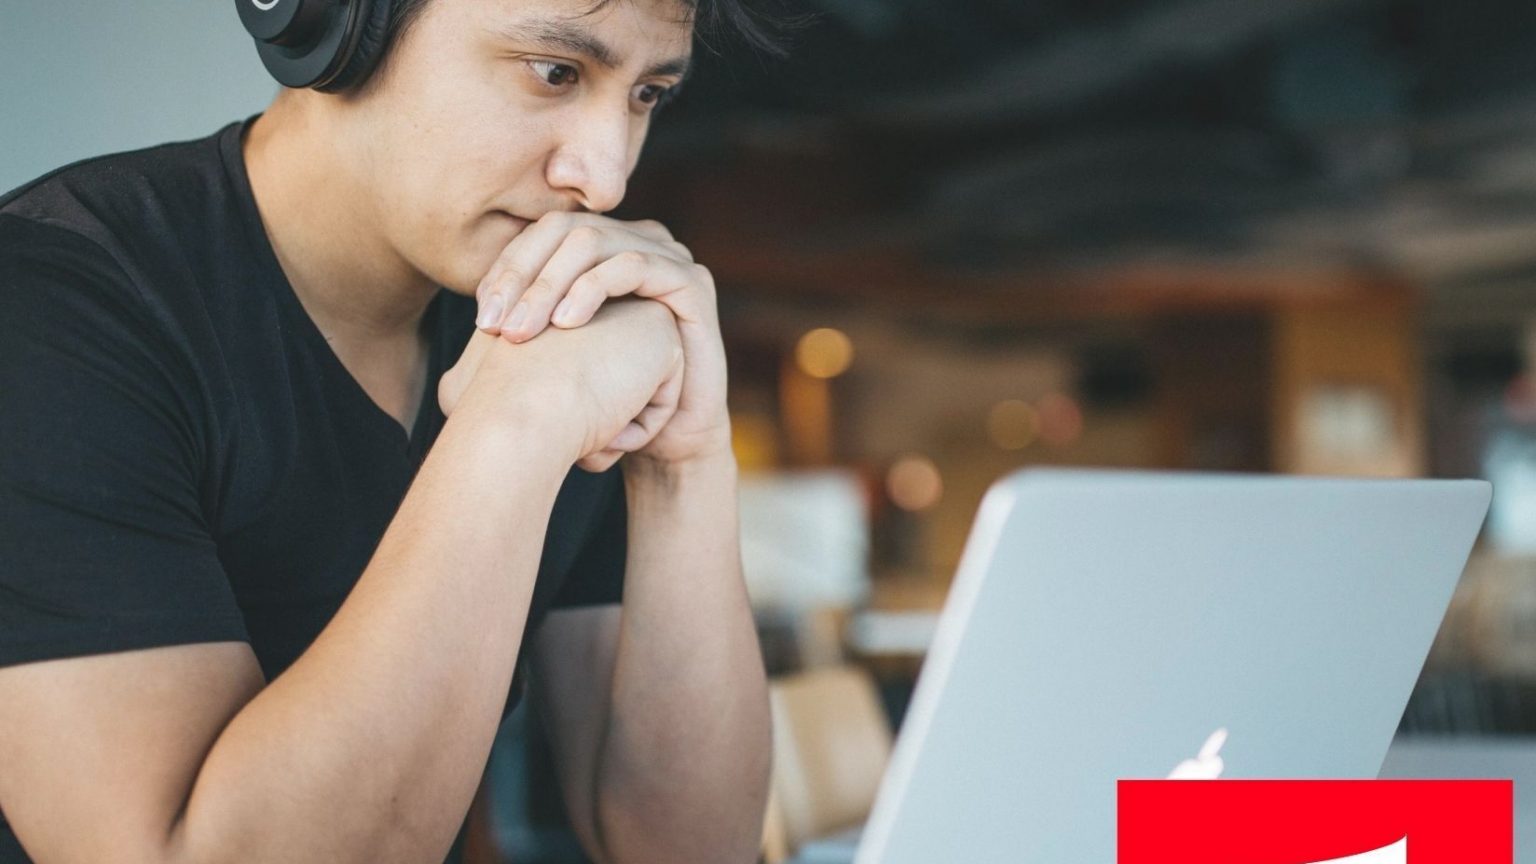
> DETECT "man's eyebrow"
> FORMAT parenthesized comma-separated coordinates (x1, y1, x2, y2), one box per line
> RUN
(495, 18, 693, 79)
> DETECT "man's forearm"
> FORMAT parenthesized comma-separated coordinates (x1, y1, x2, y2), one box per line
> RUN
(165, 386, 573, 864)
(596, 450, 773, 863)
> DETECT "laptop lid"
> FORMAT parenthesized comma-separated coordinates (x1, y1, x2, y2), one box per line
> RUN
(856, 469, 1491, 864)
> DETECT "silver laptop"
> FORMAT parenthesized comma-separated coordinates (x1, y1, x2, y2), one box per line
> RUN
(821, 469, 1489, 864)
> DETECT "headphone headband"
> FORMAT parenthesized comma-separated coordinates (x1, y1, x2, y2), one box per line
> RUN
(237, 0, 393, 92)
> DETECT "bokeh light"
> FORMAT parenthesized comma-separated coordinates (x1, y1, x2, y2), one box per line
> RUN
(988, 399, 1040, 450)
(886, 454, 943, 511)
(795, 328, 855, 379)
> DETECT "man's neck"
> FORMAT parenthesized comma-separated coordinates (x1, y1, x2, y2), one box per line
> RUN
(242, 93, 437, 346)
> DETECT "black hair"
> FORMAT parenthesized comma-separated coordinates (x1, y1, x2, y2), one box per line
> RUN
(368, 0, 800, 89)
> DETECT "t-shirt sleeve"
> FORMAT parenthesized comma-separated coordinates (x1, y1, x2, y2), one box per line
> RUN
(550, 465, 628, 609)
(0, 221, 248, 669)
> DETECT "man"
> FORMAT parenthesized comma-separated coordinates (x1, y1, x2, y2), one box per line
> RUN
(0, 0, 775, 862)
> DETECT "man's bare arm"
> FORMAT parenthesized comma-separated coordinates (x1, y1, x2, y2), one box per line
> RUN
(531, 451, 771, 864)
(0, 301, 685, 864)
(0, 382, 568, 864)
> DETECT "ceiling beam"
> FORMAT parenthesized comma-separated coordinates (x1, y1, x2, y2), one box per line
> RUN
(856, 0, 1384, 127)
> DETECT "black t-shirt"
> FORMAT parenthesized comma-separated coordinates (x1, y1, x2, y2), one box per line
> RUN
(0, 116, 626, 863)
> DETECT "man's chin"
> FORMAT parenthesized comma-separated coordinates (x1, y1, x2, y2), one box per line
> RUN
(423, 257, 488, 297)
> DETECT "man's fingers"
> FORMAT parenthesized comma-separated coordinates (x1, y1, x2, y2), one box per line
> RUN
(494, 225, 608, 341)
(608, 422, 651, 452)
(575, 449, 623, 473)
(475, 213, 695, 335)
(552, 253, 701, 331)
(608, 360, 684, 452)
(475, 217, 567, 324)
(621, 217, 675, 246)
(551, 251, 656, 330)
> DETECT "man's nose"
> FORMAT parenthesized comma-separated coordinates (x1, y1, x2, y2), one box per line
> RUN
(546, 108, 632, 214)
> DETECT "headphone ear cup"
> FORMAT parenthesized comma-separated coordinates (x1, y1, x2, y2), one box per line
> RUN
(318, 0, 395, 92)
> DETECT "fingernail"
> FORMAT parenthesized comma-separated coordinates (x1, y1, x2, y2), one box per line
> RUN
(552, 297, 575, 326)
(506, 301, 529, 332)
(477, 293, 506, 329)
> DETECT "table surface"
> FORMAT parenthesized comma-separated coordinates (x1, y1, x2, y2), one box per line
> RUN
(784, 735, 1536, 863)
(1378, 735, 1536, 861)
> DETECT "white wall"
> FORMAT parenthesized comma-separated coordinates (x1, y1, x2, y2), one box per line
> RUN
(0, 2, 278, 192)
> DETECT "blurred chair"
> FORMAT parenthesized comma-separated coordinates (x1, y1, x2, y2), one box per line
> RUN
(761, 782, 792, 863)
(797, 605, 852, 670)
(762, 665, 893, 862)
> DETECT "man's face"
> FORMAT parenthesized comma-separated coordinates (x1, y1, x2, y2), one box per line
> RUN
(342, 0, 694, 294)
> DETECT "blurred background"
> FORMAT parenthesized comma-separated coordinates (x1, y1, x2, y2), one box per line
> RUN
(620, 3, 1536, 857)
(10, 0, 1536, 860)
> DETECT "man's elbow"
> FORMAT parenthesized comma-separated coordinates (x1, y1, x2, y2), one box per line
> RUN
(597, 772, 770, 864)
(595, 694, 774, 864)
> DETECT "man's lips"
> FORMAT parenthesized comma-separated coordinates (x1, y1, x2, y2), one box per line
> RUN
(498, 207, 586, 224)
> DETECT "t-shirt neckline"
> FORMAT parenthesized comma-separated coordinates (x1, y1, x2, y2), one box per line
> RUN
(218, 114, 442, 454)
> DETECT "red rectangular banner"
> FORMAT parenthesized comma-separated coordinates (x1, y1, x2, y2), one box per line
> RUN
(1118, 779, 1512, 863)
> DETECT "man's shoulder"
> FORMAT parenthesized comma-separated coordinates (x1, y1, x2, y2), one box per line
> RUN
(0, 121, 261, 340)
(0, 121, 245, 269)
(0, 214, 133, 307)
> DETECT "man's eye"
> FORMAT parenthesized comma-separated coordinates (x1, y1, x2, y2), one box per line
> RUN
(527, 60, 579, 88)
(636, 84, 676, 109)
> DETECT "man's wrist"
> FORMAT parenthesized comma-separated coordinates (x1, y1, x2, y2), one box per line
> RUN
(448, 373, 586, 467)
(622, 445, 738, 498)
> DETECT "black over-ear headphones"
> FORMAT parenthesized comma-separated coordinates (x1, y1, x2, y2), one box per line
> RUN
(236, 0, 397, 92)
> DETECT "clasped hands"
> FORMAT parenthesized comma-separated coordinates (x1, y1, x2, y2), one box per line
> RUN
(438, 212, 731, 473)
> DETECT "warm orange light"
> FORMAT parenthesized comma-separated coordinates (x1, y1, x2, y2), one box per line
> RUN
(729, 412, 780, 472)
(887, 454, 943, 511)
(795, 328, 854, 379)
(988, 400, 1040, 450)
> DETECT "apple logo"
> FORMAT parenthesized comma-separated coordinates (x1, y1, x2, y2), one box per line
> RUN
(1162, 729, 1406, 864)
(1166, 727, 1227, 780)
